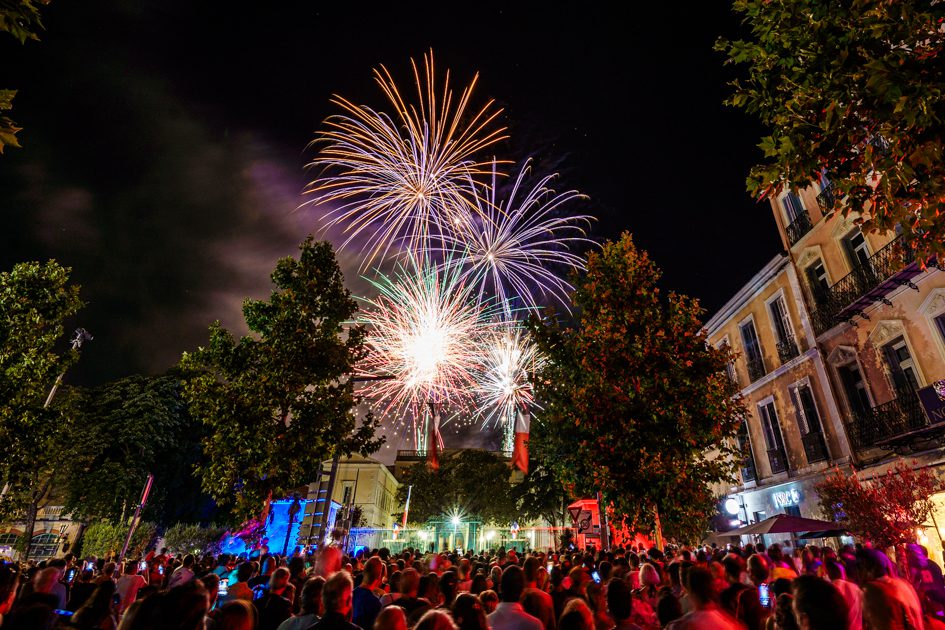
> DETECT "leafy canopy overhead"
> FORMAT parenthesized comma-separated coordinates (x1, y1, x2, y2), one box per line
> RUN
(718, 0, 945, 259)
(528, 233, 744, 542)
(181, 237, 382, 520)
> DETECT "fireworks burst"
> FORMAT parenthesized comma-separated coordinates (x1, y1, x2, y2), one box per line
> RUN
(358, 255, 496, 440)
(306, 50, 508, 269)
(445, 159, 593, 316)
(474, 325, 542, 447)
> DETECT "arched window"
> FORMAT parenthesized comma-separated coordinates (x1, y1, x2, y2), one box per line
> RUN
(30, 533, 60, 559)
(0, 533, 19, 547)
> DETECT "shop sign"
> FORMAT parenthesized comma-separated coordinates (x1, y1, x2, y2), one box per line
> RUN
(772, 487, 800, 509)
(918, 380, 945, 424)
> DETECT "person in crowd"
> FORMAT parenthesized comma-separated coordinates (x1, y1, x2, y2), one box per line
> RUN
(375, 605, 408, 630)
(256, 566, 294, 630)
(116, 560, 149, 614)
(479, 590, 499, 615)
(69, 568, 97, 611)
(451, 593, 488, 630)
(858, 547, 925, 630)
(665, 566, 741, 629)
(769, 594, 800, 630)
(469, 574, 488, 598)
(790, 575, 849, 630)
(229, 561, 257, 602)
(414, 609, 458, 630)
(823, 558, 862, 630)
(213, 599, 258, 630)
(71, 580, 120, 629)
(559, 598, 595, 630)
(251, 556, 278, 590)
(0, 562, 19, 626)
(167, 554, 196, 589)
(488, 565, 543, 630)
(392, 567, 432, 621)
(656, 590, 683, 628)
(201, 572, 222, 611)
(316, 547, 343, 579)
(307, 570, 360, 630)
(354, 557, 383, 630)
(96, 562, 118, 586)
(279, 576, 326, 630)
(747, 555, 771, 588)
(768, 546, 798, 582)
(636, 564, 661, 611)
(605, 578, 642, 630)
(584, 581, 612, 630)
(906, 543, 945, 620)
(522, 557, 556, 630)
(439, 571, 459, 609)
(719, 553, 766, 630)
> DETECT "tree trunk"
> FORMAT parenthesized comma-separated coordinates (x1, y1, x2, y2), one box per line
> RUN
(653, 504, 664, 550)
(21, 498, 38, 561)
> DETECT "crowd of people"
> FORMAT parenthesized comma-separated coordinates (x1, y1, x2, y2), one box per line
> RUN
(1, 538, 944, 630)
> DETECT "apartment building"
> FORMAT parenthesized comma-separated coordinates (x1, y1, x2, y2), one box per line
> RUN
(706, 254, 851, 529)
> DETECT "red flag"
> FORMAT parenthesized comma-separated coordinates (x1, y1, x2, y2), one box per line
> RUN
(427, 403, 440, 471)
(512, 407, 530, 473)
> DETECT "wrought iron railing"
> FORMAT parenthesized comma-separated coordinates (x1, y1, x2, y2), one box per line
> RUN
(801, 431, 829, 464)
(776, 336, 800, 364)
(809, 235, 913, 334)
(746, 356, 766, 382)
(767, 447, 789, 474)
(816, 181, 837, 213)
(785, 211, 813, 245)
(845, 395, 930, 450)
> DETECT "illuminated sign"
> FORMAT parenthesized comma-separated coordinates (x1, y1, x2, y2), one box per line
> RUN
(772, 488, 800, 509)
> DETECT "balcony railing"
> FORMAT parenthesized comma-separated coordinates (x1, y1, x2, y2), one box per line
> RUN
(809, 235, 921, 334)
(767, 447, 789, 475)
(776, 336, 800, 364)
(785, 211, 813, 245)
(816, 181, 837, 213)
(801, 431, 829, 464)
(845, 395, 930, 450)
(746, 356, 766, 382)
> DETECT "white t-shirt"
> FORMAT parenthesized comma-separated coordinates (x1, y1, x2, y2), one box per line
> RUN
(116, 574, 148, 611)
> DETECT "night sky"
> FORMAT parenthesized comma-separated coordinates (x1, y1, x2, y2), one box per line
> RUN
(1, 2, 781, 450)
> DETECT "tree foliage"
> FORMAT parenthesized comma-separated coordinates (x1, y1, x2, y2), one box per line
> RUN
(718, 0, 945, 260)
(181, 237, 382, 520)
(528, 233, 744, 542)
(61, 374, 216, 525)
(397, 450, 518, 526)
(161, 522, 227, 557)
(0, 0, 47, 152)
(0, 261, 83, 536)
(79, 520, 157, 560)
(817, 460, 941, 550)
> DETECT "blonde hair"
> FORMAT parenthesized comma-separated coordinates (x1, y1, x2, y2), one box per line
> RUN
(414, 609, 458, 630)
(639, 563, 660, 587)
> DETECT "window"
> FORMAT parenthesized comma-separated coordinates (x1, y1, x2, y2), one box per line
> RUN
(838, 362, 872, 415)
(768, 295, 798, 362)
(781, 192, 805, 224)
(342, 483, 354, 505)
(791, 382, 829, 463)
(716, 338, 737, 385)
(936, 313, 945, 345)
(843, 229, 871, 269)
(805, 259, 830, 302)
(753, 511, 767, 524)
(784, 506, 802, 518)
(0, 533, 18, 547)
(29, 533, 59, 560)
(883, 336, 920, 394)
(759, 402, 783, 451)
(739, 319, 765, 381)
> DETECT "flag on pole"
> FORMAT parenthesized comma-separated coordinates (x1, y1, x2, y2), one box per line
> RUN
(512, 407, 530, 473)
(427, 402, 440, 471)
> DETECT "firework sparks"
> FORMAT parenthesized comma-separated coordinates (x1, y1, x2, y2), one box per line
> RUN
(445, 159, 593, 316)
(306, 50, 508, 269)
(474, 324, 542, 449)
(358, 255, 496, 437)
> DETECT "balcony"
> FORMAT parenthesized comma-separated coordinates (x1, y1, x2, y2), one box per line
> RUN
(776, 336, 800, 364)
(746, 356, 766, 383)
(809, 235, 924, 335)
(766, 447, 789, 475)
(785, 211, 813, 245)
(801, 431, 829, 464)
(816, 181, 837, 213)
(845, 395, 931, 450)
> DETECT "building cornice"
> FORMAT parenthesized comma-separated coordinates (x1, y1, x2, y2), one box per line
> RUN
(705, 254, 790, 335)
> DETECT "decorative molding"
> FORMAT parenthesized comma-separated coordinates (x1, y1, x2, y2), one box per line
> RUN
(827, 345, 858, 366)
(830, 212, 859, 238)
(868, 319, 905, 347)
(919, 288, 945, 317)
(797, 246, 824, 271)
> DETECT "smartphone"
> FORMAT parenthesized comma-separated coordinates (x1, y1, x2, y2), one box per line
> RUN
(546, 562, 553, 572)
(758, 583, 770, 608)
(591, 571, 601, 584)
(83, 561, 95, 571)
(252, 585, 267, 601)
(138, 561, 148, 572)
(54, 609, 74, 618)
(65, 568, 77, 583)
(219, 577, 229, 596)
(158, 565, 165, 575)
